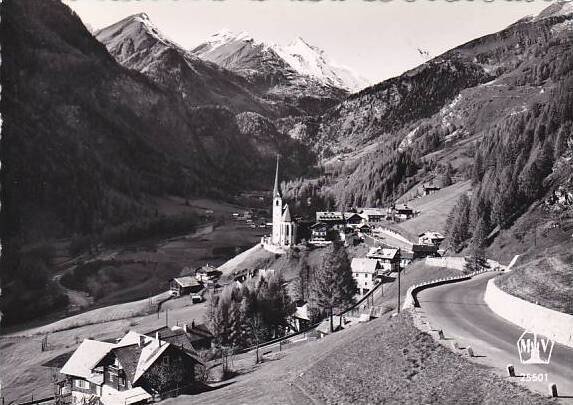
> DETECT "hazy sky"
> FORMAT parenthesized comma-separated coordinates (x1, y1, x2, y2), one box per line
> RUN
(64, 0, 551, 84)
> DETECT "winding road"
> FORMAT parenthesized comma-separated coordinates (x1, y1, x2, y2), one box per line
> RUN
(417, 272, 573, 402)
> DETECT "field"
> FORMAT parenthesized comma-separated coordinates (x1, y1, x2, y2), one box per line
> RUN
(395, 180, 472, 238)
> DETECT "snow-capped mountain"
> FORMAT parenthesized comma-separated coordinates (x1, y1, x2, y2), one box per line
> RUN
(273, 37, 370, 92)
(95, 14, 274, 115)
(192, 30, 370, 93)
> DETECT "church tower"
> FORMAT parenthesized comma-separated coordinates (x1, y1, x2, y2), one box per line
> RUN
(271, 156, 283, 245)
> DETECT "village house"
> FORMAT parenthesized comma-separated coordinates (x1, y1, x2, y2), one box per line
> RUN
(412, 244, 439, 259)
(59, 331, 201, 405)
(393, 204, 415, 220)
(422, 184, 441, 196)
(351, 258, 382, 296)
(357, 223, 371, 234)
(345, 213, 364, 228)
(359, 208, 386, 224)
(366, 247, 401, 273)
(292, 301, 312, 332)
(400, 251, 414, 268)
(418, 231, 445, 247)
(310, 222, 329, 242)
(315, 211, 346, 229)
(169, 276, 203, 297)
(194, 264, 219, 282)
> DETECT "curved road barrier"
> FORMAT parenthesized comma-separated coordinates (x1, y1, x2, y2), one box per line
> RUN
(484, 278, 573, 348)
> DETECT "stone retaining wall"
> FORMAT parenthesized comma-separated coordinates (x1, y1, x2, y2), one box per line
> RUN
(484, 278, 573, 348)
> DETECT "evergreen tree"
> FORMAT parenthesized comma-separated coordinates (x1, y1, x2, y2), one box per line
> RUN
(308, 242, 357, 332)
(464, 245, 490, 274)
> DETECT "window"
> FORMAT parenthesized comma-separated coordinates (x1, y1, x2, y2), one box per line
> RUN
(74, 379, 89, 389)
(162, 356, 170, 366)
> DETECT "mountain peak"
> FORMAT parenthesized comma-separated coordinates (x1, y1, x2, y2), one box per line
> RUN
(535, 1, 573, 20)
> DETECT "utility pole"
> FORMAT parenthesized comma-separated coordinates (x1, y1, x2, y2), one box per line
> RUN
(397, 267, 401, 314)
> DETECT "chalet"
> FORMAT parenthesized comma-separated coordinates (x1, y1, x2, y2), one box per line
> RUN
(412, 244, 439, 259)
(422, 184, 441, 196)
(292, 301, 312, 332)
(394, 204, 415, 220)
(310, 222, 329, 241)
(359, 209, 386, 224)
(345, 213, 364, 228)
(366, 247, 401, 272)
(315, 212, 346, 229)
(170, 276, 203, 297)
(418, 231, 445, 247)
(59, 331, 200, 404)
(351, 258, 382, 295)
(195, 265, 219, 282)
(357, 223, 371, 234)
(400, 251, 414, 268)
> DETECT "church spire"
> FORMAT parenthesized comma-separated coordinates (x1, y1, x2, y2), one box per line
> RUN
(273, 155, 281, 198)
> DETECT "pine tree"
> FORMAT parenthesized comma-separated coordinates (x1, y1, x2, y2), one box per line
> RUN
(464, 245, 490, 274)
(308, 242, 357, 332)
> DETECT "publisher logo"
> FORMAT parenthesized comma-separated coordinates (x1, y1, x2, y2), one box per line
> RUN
(517, 330, 554, 365)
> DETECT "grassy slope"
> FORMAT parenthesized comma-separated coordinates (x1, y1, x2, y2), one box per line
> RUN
(165, 313, 554, 405)
(488, 202, 573, 314)
(395, 180, 472, 238)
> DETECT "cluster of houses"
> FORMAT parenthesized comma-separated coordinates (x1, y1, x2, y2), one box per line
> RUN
(169, 264, 221, 301)
(52, 321, 214, 405)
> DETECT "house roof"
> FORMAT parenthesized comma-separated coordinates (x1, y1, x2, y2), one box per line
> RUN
(418, 231, 444, 239)
(401, 251, 414, 260)
(351, 258, 380, 274)
(117, 331, 171, 383)
(60, 339, 116, 379)
(100, 386, 151, 405)
(294, 303, 310, 321)
(172, 276, 201, 288)
(360, 209, 386, 217)
(311, 222, 328, 229)
(395, 204, 413, 212)
(316, 211, 345, 221)
(367, 247, 399, 260)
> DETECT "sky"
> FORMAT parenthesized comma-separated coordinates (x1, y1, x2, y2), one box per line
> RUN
(63, 0, 552, 84)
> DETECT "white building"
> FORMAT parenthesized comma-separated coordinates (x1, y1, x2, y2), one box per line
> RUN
(366, 247, 401, 272)
(271, 157, 297, 248)
(418, 231, 445, 246)
(351, 258, 382, 296)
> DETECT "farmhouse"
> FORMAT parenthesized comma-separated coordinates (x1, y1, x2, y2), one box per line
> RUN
(394, 204, 415, 220)
(418, 231, 445, 246)
(170, 276, 203, 297)
(400, 251, 414, 268)
(310, 222, 329, 241)
(351, 258, 382, 295)
(366, 247, 401, 272)
(422, 184, 441, 196)
(359, 208, 386, 224)
(195, 264, 219, 282)
(292, 301, 312, 332)
(59, 331, 200, 404)
(315, 211, 346, 227)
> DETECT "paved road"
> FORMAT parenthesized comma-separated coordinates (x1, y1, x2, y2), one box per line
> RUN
(417, 272, 573, 402)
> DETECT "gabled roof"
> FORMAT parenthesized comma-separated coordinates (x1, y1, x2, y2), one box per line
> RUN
(311, 222, 328, 229)
(171, 276, 201, 288)
(360, 209, 386, 216)
(367, 247, 400, 260)
(294, 303, 310, 321)
(351, 258, 380, 274)
(412, 244, 438, 252)
(60, 339, 116, 379)
(117, 331, 170, 383)
(395, 204, 413, 212)
(316, 211, 345, 221)
(418, 231, 444, 239)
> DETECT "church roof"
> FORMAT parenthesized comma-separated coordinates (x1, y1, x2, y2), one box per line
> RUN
(273, 155, 282, 198)
(282, 204, 292, 222)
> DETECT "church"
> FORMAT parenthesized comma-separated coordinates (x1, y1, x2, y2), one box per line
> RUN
(270, 157, 297, 248)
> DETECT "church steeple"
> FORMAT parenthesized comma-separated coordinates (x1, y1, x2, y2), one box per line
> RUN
(273, 155, 281, 198)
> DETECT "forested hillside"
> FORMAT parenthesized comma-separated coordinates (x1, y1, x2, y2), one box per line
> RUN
(283, 4, 573, 232)
(0, 0, 313, 324)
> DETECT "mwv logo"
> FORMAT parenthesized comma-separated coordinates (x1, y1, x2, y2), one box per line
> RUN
(516, 330, 554, 365)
